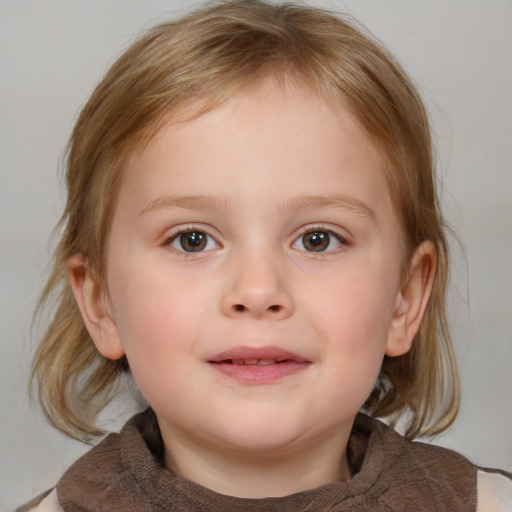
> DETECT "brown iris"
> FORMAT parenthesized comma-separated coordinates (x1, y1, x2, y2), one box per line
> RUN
(302, 231, 330, 252)
(179, 231, 207, 252)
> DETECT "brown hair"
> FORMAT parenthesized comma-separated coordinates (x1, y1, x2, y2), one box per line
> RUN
(31, 0, 459, 441)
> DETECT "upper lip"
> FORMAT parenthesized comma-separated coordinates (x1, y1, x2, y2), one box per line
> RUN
(208, 346, 309, 363)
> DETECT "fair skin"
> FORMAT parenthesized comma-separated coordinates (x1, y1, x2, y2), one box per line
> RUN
(69, 80, 435, 498)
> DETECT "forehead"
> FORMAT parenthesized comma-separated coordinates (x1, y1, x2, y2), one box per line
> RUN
(130, 82, 379, 172)
(118, 80, 393, 224)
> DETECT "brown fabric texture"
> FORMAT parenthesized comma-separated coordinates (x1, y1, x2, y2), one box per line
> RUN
(56, 409, 478, 511)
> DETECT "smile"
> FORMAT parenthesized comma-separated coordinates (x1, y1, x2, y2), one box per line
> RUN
(229, 359, 278, 365)
(208, 346, 311, 383)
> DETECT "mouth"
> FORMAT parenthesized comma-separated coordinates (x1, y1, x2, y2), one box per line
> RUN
(222, 358, 283, 366)
(208, 346, 310, 383)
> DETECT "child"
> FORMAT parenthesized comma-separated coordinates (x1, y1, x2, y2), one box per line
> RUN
(19, 0, 512, 510)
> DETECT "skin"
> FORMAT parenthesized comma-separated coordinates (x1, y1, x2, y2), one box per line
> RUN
(69, 79, 435, 498)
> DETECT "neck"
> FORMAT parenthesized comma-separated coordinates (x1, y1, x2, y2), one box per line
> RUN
(159, 426, 352, 498)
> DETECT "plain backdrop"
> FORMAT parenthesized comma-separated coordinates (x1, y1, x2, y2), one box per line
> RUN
(1, 0, 511, 509)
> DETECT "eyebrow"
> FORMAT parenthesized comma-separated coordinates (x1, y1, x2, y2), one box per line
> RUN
(139, 194, 230, 217)
(138, 193, 375, 221)
(281, 194, 376, 221)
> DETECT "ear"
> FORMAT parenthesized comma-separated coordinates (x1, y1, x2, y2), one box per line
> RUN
(386, 241, 436, 357)
(67, 254, 125, 360)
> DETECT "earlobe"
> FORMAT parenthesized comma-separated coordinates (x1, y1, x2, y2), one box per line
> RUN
(67, 254, 125, 360)
(386, 241, 436, 357)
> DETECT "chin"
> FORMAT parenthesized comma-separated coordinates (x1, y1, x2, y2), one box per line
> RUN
(208, 417, 317, 457)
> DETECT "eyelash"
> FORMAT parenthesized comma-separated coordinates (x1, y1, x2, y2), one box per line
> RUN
(292, 225, 349, 254)
(163, 226, 221, 254)
(162, 225, 349, 255)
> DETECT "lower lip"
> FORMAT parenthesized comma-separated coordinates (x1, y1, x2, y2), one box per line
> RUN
(208, 361, 310, 384)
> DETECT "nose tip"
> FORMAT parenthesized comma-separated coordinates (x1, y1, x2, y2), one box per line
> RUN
(221, 258, 294, 320)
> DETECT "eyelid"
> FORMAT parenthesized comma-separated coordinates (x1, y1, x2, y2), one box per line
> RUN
(291, 224, 350, 252)
(296, 224, 349, 241)
(162, 224, 222, 253)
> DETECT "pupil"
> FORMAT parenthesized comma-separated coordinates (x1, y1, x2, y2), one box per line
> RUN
(180, 232, 206, 252)
(304, 231, 329, 252)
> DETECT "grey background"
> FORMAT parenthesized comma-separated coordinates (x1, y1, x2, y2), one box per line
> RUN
(1, 0, 511, 509)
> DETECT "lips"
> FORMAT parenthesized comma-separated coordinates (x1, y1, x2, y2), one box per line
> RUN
(209, 346, 308, 364)
(208, 346, 310, 383)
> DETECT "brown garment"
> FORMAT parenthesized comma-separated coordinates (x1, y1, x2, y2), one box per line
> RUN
(55, 409, 478, 511)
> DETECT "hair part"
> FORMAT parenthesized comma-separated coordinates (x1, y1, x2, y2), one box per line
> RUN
(31, 0, 459, 441)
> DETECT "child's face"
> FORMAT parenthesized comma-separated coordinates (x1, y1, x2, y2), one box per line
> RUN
(90, 81, 415, 461)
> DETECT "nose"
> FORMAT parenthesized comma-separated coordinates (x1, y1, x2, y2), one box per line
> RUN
(220, 252, 294, 320)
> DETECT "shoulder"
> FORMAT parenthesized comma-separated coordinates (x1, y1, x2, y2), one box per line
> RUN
(350, 415, 479, 508)
(366, 417, 512, 509)
(402, 433, 512, 510)
(477, 468, 512, 512)
(358, 415, 477, 480)
(16, 489, 63, 512)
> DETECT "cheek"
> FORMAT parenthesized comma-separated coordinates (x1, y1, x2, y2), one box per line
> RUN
(110, 286, 201, 408)
(107, 263, 211, 375)
(304, 256, 398, 372)
(318, 287, 393, 411)
(315, 263, 396, 332)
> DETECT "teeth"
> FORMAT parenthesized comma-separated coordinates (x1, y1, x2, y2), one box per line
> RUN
(229, 358, 277, 365)
(257, 359, 277, 365)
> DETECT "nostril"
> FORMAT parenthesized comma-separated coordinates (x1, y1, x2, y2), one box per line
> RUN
(231, 304, 283, 313)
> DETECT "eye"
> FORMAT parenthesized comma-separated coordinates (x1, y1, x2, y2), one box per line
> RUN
(168, 230, 219, 253)
(292, 229, 345, 253)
